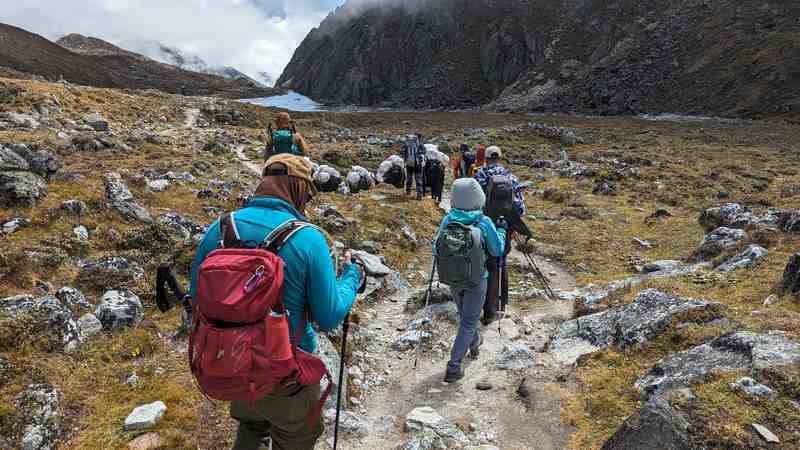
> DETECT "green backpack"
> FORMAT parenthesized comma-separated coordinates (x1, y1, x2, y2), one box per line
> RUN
(435, 222, 486, 288)
(269, 129, 299, 156)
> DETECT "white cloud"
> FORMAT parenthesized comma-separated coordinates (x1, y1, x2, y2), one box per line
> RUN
(0, 0, 345, 84)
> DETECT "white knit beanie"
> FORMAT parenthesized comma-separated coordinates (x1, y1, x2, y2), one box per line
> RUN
(451, 178, 485, 211)
(486, 146, 502, 159)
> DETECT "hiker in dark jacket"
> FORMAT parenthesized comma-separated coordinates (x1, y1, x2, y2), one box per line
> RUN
(264, 112, 309, 158)
(190, 154, 363, 450)
(401, 134, 426, 200)
(474, 145, 525, 324)
(434, 178, 507, 382)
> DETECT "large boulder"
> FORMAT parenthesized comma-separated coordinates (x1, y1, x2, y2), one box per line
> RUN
(16, 384, 62, 450)
(601, 394, 696, 450)
(716, 245, 768, 272)
(635, 331, 800, 399)
(94, 290, 144, 330)
(7, 144, 61, 180)
(548, 289, 723, 365)
(0, 295, 82, 353)
(696, 227, 746, 260)
(0, 145, 29, 170)
(780, 253, 800, 295)
(0, 171, 48, 206)
(103, 172, 151, 223)
(699, 203, 758, 231)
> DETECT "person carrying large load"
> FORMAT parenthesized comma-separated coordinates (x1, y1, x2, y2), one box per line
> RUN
(474, 145, 527, 324)
(264, 112, 309, 158)
(376, 155, 406, 189)
(433, 178, 507, 382)
(346, 166, 375, 194)
(423, 143, 449, 203)
(401, 134, 426, 200)
(313, 164, 343, 193)
(188, 154, 364, 450)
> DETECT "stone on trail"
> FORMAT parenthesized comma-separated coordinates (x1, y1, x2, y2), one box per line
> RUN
(716, 244, 768, 272)
(730, 377, 774, 398)
(352, 250, 392, 277)
(635, 331, 800, 398)
(393, 330, 432, 351)
(498, 318, 520, 340)
(323, 409, 367, 435)
(548, 289, 723, 365)
(405, 406, 467, 446)
(123, 401, 166, 431)
(752, 423, 780, 444)
(94, 290, 144, 330)
(496, 342, 536, 370)
(402, 428, 446, 450)
(17, 384, 62, 450)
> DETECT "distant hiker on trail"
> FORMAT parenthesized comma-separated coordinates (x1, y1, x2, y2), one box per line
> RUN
(189, 154, 363, 450)
(474, 145, 526, 324)
(265, 112, 308, 158)
(459, 143, 476, 179)
(433, 178, 507, 382)
(424, 143, 449, 203)
(470, 144, 486, 177)
(401, 134, 426, 200)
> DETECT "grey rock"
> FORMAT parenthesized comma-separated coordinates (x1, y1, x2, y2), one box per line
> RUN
(79, 257, 145, 288)
(498, 318, 520, 340)
(780, 253, 800, 295)
(157, 212, 205, 241)
(17, 384, 62, 450)
(697, 227, 746, 259)
(60, 199, 87, 216)
(0, 295, 81, 353)
(9, 145, 61, 179)
(380, 270, 412, 296)
(109, 200, 152, 223)
(0, 145, 30, 170)
(632, 237, 654, 249)
(317, 334, 346, 411)
(641, 260, 681, 274)
(402, 429, 446, 450)
(593, 180, 616, 196)
(636, 331, 800, 399)
(146, 179, 170, 192)
(0, 171, 48, 206)
(549, 289, 722, 365)
(778, 210, 800, 233)
(323, 409, 367, 435)
(84, 112, 109, 131)
(401, 222, 418, 244)
(3, 112, 40, 129)
(2, 217, 31, 234)
(73, 225, 89, 241)
(352, 250, 392, 277)
(123, 401, 166, 431)
(730, 377, 774, 398)
(315, 204, 350, 232)
(405, 406, 467, 446)
(77, 313, 102, 338)
(420, 302, 459, 323)
(94, 290, 144, 330)
(393, 330, 431, 351)
(102, 172, 133, 203)
(407, 285, 452, 312)
(601, 396, 694, 450)
(496, 342, 535, 370)
(699, 203, 758, 231)
(55, 287, 90, 309)
(752, 423, 780, 444)
(716, 244, 768, 272)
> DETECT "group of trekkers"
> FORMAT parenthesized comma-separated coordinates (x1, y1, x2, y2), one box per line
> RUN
(175, 112, 525, 449)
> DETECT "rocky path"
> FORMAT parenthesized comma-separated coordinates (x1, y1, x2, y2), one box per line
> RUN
(232, 144, 263, 176)
(183, 107, 201, 129)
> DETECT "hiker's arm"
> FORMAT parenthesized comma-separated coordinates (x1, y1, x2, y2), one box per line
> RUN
(304, 230, 360, 331)
(189, 219, 221, 300)
(480, 217, 506, 257)
(294, 132, 309, 155)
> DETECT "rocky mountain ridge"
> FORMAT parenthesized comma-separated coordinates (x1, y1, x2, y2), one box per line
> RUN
(279, 0, 800, 120)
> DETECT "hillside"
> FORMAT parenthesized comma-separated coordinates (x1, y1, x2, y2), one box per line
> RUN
(278, 0, 800, 119)
(0, 24, 276, 98)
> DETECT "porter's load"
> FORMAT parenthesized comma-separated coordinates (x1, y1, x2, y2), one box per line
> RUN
(313, 165, 342, 193)
(346, 166, 375, 194)
(376, 155, 405, 189)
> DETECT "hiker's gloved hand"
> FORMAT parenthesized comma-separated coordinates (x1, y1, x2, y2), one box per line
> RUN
(343, 250, 367, 293)
(494, 216, 508, 230)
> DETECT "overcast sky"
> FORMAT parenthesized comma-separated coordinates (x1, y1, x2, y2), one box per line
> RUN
(0, 0, 345, 84)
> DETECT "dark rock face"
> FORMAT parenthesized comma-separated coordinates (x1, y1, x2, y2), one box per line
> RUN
(780, 253, 800, 295)
(601, 396, 696, 450)
(280, 0, 800, 119)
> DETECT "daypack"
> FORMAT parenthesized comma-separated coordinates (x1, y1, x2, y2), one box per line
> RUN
(383, 164, 405, 188)
(190, 214, 332, 418)
(269, 129, 299, 156)
(485, 174, 515, 221)
(403, 137, 421, 168)
(435, 222, 486, 288)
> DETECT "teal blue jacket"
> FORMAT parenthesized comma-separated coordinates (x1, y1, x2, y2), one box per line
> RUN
(433, 209, 507, 278)
(190, 197, 361, 353)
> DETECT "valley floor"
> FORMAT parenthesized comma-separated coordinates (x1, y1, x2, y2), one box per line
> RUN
(1, 77, 799, 450)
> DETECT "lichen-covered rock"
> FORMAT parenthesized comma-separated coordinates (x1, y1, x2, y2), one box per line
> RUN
(716, 245, 768, 272)
(157, 212, 205, 241)
(60, 199, 87, 217)
(94, 290, 144, 330)
(601, 395, 695, 450)
(16, 384, 62, 450)
(55, 287, 90, 309)
(696, 227, 746, 259)
(0, 171, 48, 206)
(635, 331, 800, 398)
(0, 145, 29, 170)
(352, 250, 392, 277)
(8, 144, 61, 180)
(699, 203, 759, 231)
(730, 377, 774, 398)
(77, 313, 102, 339)
(2, 217, 31, 234)
(778, 210, 800, 233)
(405, 406, 467, 447)
(78, 257, 145, 290)
(548, 289, 723, 365)
(103, 172, 133, 202)
(0, 295, 82, 353)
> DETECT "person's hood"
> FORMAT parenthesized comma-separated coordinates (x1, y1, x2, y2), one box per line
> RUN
(447, 208, 483, 225)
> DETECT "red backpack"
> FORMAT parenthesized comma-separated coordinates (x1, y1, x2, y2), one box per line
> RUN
(189, 213, 333, 417)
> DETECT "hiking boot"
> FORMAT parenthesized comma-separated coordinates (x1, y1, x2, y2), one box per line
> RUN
(416, 192, 423, 201)
(468, 335, 483, 359)
(444, 366, 464, 383)
(482, 312, 498, 326)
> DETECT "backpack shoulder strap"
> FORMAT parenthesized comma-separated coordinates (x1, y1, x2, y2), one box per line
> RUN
(218, 212, 242, 248)
(261, 220, 323, 253)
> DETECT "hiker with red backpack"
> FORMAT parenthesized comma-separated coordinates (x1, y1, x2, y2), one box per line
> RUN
(189, 154, 364, 450)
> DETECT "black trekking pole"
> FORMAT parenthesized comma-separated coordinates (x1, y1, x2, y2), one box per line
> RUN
(514, 235, 556, 300)
(413, 258, 438, 370)
(333, 313, 349, 450)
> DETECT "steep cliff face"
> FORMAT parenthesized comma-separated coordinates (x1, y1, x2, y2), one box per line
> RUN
(279, 0, 800, 119)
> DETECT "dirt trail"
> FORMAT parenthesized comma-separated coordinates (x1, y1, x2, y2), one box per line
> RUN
(233, 145, 263, 176)
(184, 107, 201, 129)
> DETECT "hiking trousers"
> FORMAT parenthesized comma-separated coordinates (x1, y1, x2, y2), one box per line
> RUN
(230, 383, 323, 450)
(406, 166, 423, 197)
(485, 232, 512, 320)
(448, 278, 488, 371)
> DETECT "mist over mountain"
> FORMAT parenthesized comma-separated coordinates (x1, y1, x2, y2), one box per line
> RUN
(279, 0, 800, 119)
